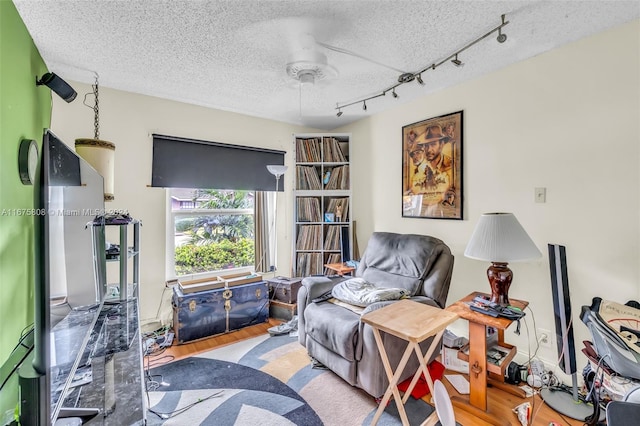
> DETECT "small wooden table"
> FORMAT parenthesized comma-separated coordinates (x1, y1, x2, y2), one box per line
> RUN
(446, 292, 528, 424)
(361, 299, 459, 426)
(324, 262, 355, 276)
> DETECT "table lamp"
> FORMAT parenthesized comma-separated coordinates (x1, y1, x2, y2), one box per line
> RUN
(464, 212, 541, 306)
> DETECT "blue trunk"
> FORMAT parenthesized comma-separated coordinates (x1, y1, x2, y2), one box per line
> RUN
(172, 281, 269, 343)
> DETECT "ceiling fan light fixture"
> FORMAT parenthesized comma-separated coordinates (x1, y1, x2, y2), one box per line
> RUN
(298, 70, 315, 86)
(286, 49, 338, 86)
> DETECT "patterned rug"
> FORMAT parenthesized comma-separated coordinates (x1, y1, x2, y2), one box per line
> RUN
(147, 334, 435, 425)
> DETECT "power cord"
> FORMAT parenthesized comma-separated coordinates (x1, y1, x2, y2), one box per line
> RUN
(148, 390, 224, 420)
(143, 348, 224, 420)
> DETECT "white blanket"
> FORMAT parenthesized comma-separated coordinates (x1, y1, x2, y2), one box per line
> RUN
(331, 278, 409, 307)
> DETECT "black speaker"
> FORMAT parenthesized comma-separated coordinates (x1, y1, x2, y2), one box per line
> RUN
(36, 72, 77, 102)
(505, 361, 521, 384)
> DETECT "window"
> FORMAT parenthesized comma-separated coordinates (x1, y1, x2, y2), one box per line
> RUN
(169, 188, 254, 277)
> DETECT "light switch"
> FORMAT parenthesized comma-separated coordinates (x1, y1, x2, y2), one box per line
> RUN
(535, 187, 546, 203)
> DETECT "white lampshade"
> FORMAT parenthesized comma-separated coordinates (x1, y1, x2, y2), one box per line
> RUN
(464, 212, 541, 262)
(267, 165, 288, 178)
(75, 138, 115, 201)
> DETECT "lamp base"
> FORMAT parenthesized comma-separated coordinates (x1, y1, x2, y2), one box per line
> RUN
(487, 262, 513, 306)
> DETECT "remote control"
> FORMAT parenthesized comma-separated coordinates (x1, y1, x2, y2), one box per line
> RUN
(312, 290, 333, 304)
(470, 304, 500, 317)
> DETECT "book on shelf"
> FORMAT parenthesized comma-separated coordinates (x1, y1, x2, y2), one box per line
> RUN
(296, 197, 321, 222)
(322, 137, 347, 162)
(296, 225, 323, 250)
(295, 138, 322, 163)
(323, 225, 341, 250)
(296, 165, 322, 190)
(296, 253, 323, 276)
(324, 165, 349, 190)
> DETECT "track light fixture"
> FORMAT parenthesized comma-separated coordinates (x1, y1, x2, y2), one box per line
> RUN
(335, 14, 509, 116)
(497, 28, 507, 43)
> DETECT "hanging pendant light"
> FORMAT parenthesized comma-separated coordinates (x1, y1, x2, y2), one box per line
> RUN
(75, 73, 115, 201)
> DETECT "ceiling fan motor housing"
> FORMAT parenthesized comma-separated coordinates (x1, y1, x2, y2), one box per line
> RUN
(286, 49, 338, 85)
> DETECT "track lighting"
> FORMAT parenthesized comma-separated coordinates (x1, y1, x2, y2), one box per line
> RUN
(497, 14, 508, 43)
(336, 109, 343, 117)
(398, 72, 415, 83)
(334, 13, 510, 115)
(497, 28, 507, 43)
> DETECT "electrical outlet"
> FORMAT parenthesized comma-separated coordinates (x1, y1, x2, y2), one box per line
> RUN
(537, 328, 552, 349)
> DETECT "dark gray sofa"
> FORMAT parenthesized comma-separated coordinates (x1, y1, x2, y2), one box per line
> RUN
(297, 232, 454, 397)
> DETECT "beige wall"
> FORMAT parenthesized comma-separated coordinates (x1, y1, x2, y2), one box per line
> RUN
(51, 19, 639, 373)
(339, 20, 640, 368)
(51, 88, 315, 321)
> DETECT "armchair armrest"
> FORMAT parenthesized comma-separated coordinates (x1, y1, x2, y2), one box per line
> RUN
(297, 276, 347, 346)
(300, 276, 343, 301)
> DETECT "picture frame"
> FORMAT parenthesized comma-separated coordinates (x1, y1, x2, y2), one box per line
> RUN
(402, 110, 463, 220)
(324, 212, 335, 222)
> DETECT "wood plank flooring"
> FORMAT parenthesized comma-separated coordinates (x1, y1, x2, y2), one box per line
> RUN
(151, 322, 586, 426)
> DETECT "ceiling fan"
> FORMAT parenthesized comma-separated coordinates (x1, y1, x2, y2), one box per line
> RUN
(285, 34, 338, 87)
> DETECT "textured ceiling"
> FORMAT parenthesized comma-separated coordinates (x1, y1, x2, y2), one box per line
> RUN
(14, 1, 640, 130)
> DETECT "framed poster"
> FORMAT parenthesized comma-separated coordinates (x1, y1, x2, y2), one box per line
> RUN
(402, 110, 463, 220)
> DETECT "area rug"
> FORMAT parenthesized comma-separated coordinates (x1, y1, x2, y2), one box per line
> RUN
(147, 334, 435, 425)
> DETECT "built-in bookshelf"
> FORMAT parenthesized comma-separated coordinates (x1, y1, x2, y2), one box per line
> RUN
(293, 133, 352, 277)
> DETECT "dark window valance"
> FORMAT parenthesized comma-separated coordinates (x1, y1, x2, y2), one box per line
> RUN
(151, 134, 286, 191)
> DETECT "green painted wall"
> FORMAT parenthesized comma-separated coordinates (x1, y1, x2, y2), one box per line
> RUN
(0, 0, 51, 416)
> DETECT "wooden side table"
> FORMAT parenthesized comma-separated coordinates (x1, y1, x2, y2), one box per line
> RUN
(445, 292, 528, 424)
(361, 299, 459, 426)
(324, 262, 355, 276)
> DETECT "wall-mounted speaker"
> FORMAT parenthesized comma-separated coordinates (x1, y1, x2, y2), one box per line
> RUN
(36, 72, 77, 103)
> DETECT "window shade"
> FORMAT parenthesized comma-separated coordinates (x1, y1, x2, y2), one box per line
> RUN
(151, 134, 286, 191)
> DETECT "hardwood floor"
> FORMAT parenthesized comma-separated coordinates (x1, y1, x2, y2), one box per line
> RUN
(149, 322, 586, 426)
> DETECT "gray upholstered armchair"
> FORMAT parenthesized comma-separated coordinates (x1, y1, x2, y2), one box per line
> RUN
(297, 232, 454, 398)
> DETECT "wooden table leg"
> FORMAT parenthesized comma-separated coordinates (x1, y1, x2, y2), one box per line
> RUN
(370, 328, 413, 426)
(401, 330, 445, 405)
(468, 321, 488, 411)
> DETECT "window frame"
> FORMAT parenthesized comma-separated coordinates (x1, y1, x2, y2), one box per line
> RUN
(165, 189, 255, 281)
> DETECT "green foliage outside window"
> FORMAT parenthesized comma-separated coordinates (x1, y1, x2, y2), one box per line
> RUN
(175, 237, 254, 276)
(173, 189, 255, 275)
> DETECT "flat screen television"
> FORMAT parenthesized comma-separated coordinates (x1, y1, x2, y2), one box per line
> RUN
(18, 129, 105, 425)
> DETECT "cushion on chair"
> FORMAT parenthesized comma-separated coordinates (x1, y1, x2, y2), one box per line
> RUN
(304, 302, 361, 361)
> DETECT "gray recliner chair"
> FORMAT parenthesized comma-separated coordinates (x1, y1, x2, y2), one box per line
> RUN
(297, 232, 454, 398)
